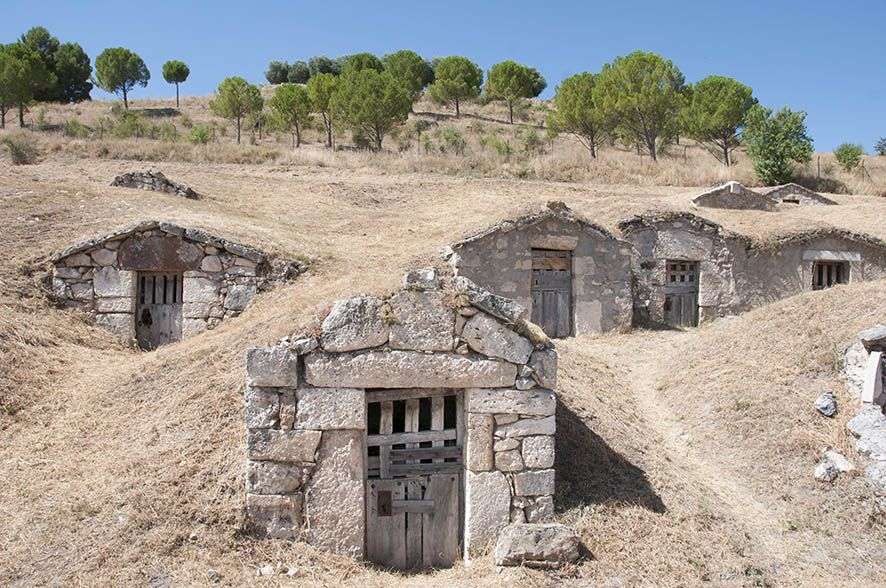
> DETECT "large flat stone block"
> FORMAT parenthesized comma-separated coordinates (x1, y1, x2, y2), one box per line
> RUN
(295, 388, 366, 430)
(467, 388, 556, 416)
(304, 430, 365, 557)
(244, 386, 281, 429)
(388, 290, 454, 351)
(529, 349, 558, 389)
(465, 470, 511, 555)
(245, 493, 303, 539)
(522, 435, 555, 469)
(513, 469, 555, 496)
(246, 346, 299, 387)
(496, 416, 556, 438)
(320, 296, 389, 352)
(95, 313, 134, 340)
(247, 461, 309, 495)
(466, 413, 494, 472)
(304, 350, 517, 388)
(247, 429, 322, 462)
(93, 267, 134, 297)
(462, 312, 533, 365)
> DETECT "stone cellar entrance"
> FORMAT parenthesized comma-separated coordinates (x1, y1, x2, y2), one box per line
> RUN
(812, 260, 849, 290)
(136, 271, 183, 349)
(663, 260, 699, 327)
(530, 248, 573, 338)
(365, 388, 464, 569)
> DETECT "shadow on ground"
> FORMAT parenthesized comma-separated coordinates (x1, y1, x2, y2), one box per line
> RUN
(555, 402, 666, 514)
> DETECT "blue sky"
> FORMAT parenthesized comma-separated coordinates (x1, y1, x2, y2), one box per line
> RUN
(4, 0, 884, 150)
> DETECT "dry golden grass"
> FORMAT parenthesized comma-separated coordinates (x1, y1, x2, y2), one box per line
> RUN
(1, 96, 886, 585)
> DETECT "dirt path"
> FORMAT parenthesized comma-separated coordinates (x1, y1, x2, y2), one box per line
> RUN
(582, 328, 790, 563)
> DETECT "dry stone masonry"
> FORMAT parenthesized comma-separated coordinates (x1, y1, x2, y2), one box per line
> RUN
(111, 170, 199, 199)
(50, 221, 304, 348)
(243, 269, 559, 567)
(759, 183, 837, 206)
(692, 181, 777, 211)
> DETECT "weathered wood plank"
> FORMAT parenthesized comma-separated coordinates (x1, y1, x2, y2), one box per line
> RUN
(389, 462, 462, 476)
(422, 473, 461, 568)
(405, 479, 423, 569)
(389, 446, 462, 461)
(431, 396, 444, 464)
(392, 499, 435, 514)
(366, 480, 406, 568)
(366, 388, 455, 403)
(367, 429, 457, 446)
(379, 400, 393, 479)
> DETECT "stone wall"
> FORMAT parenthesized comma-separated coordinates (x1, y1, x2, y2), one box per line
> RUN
(691, 181, 777, 211)
(111, 170, 199, 199)
(446, 203, 634, 334)
(243, 269, 558, 561)
(50, 221, 303, 342)
(759, 183, 837, 206)
(619, 213, 747, 324)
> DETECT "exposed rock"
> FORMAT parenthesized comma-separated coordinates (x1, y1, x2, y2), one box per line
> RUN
(515, 377, 535, 390)
(859, 325, 886, 352)
(201, 255, 222, 272)
(814, 460, 838, 483)
(465, 470, 511, 554)
(462, 313, 533, 364)
(246, 346, 299, 388)
(529, 349, 558, 389)
(182, 276, 219, 303)
(388, 290, 454, 351)
(91, 248, 117, 266)
(245, 494, 303, 539)
(513, 469, 555, 496)
(865, 462, 886, 494)
(847, 405, 886, 438)
(295, 388, 365, 430)
(466, 413, 494, 472)
(246, 429, 321, 462)
(247, 461, 308, 494)
(525, 495, 554, 523)
(224, 284, 257, 311)
(495, 449, 524, 472)
(291, 337, 318, 355)
(95, 313, 133, 339)
(111, 170, 199, 199)
(304, 350, 517, 389)
(493, 524, 581, 568)
(468, 388, 555, 417)
(402, 267, 440, 290)
(320, 296, 389, 352)
(814, 392, 837, 417)
(304, 430, 365, 557)
(93, 267, 133, 297)
(522, 435, 555, 469)
(453, 276, 528, 323)
(494, 438, 520, 452)
(95, 297, 133, 313)
(856, 428, 886, 461)
(823, 449, 854, 473)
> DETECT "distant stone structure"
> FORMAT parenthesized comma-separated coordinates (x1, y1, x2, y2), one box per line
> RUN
(692, 181, 777, 211)
(445, 202, 634, 338)
(111, 170, 199, 199)
(759, 183, 837, 206)
(243, 269, 558, 569)
(50, 221, 303, 349)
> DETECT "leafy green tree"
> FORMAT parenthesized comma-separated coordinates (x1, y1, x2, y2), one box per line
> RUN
(162, 60, 190, 108)
(382, 49, 434, 102)
(339, 52, 384, 75)
(548, 72, 607, 158)
(209, 76, 263, 144)
(265, 60, 289, 84)
(593, 51, 685, 161)
(2, 43, 51, 126)
(743, 104, 814, 185)
(485, 60, 543, 124)
(307, 72, 338, 147)
(427, 56, 482, 117)
(308, 55, 340, 77)
(287, 60, 310, 84)
(874, 137, 886, 156)
(268, 83, 312, 148)
(331, 69, 411, 151)
(528, 67, 547, 97)
(19, 27, 58, 101)
(682, 75, 755, 166)
(53, 43, 92, 102)
(834, 143, 864, 171)
(94, 47, 150, 109)
(0, 48, 16, 128)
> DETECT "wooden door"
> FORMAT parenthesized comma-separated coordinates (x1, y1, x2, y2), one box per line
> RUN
(531, 249, 572, 338)
(136, 272, 183, 350)
(663, 261, 699, 328)
(812, 261, 848, 290)
(365, 389, 463, 569)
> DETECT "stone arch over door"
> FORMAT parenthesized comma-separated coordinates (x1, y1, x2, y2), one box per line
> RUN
(243, 270, 559, 567)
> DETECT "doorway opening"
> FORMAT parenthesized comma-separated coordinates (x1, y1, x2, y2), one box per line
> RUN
(812, 260, 849, 290)
(136, 271, 183, 350)
(365, 389, 463, 570)
(530, 248, 573, 338)
(663, 260, 699, 327)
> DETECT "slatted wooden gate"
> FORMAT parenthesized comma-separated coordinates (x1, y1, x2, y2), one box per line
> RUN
(531, 249, 573, 338)
(136, 271, 183, 350)
(365, 389, 463, 569)
(663, 260, 699, 327)
(812, 261, 849, 290)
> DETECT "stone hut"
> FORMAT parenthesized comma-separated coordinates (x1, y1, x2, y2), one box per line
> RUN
(444, 202, 634, 338)
(692, 181, 777, 211)
(740, 230, 886, 306)
(759, 183, 837, 206)
(243, 270, 558, 569)
(618, 212, 746, 327)
(50, 220, 303, 349)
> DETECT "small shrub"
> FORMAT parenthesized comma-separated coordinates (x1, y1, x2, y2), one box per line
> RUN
(875, 137, 886, 156)
(63, 119, 90, 139)
(35, 108, 51, 131)
(112, 112, 148, 139)
(421, 135, 435, 154)
(158, 122, 178, 142)
(834, 143, 864, 171)
(519, 127, 544, 155)
(189, 124, 214, 144)
(2, 134, 40, 164)
(436, 127, 466, 155)
(178, 114, 194, 129)
(480, 135, 513, 158)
